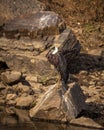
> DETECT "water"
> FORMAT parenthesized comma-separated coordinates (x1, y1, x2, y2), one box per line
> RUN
(0, 121, 102, 130)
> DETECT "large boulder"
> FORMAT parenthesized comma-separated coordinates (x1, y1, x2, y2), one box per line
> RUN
(1, 11, 66, 39)
(29, 82, 86, 122)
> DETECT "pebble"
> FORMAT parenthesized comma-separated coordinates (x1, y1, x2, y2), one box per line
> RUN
(16, 95, 34, 108)
(1, 71, 21, 85)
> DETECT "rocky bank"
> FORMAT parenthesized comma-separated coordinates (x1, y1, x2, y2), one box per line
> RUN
(0, 0, 104, 129)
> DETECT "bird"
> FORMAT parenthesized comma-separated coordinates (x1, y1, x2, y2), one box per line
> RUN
(46, 32, 81, 93)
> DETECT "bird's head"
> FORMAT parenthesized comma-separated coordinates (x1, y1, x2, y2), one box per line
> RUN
(49, 46, 58, 55)
(46, 46, 59, 67)
(46, 46, 58, 59)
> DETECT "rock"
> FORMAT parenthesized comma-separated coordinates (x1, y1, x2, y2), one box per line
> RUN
(0, 0, 45, 26)
(1, 71, 21, 85)
(6, 94, 17, 101)
(29, 82, 86, 122)
(6, 94, 17, 105)
(3, 11, 65, 39)
(6, 100, 16, 106)
(16, 95, 34, 108)
(16, 83, 30, 93)
(63, 83, 86, 121)
(87, 49, 103, 56)
(0, 99, 5, 105)
(5, 107, 15, 115)
(26, 75, 38, 83)
(0, 82, 6, 90)
(58, 28, 76, 44)
(31, 83, 43, 92)
(29, 84, 65, 122)
(70, 117, 103, 129)
(15, 109, 31, 123)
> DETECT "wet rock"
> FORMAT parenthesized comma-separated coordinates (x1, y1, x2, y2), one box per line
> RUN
(3, 11, 65, 39)
(29, 82, 86, 122)
(15, 109, 31, 123)
(16, 95, 34, 108)
(1, 71, 21, 85)
(70, 117, 103, 129)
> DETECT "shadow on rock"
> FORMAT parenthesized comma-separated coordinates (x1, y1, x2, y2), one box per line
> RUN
(68, 53, 104, 74)
(78, 102, 104, 127)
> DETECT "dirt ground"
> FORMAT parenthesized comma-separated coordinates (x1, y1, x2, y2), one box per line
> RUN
(0, 0, 104, 127)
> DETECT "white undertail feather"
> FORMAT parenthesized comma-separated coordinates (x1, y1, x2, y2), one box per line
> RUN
(52, 47, 58, 54)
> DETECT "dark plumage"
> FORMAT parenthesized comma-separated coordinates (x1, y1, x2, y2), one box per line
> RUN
(46, 47, 68, 84)
(46, 36, 81, 91)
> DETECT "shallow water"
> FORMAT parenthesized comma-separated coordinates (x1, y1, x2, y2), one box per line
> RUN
(0, 121, 103, 130)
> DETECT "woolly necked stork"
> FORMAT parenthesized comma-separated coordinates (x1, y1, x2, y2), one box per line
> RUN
(46, 32, 81, 93)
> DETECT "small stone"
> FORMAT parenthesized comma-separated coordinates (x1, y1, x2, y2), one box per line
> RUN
(79, 70, 88, 75)
(6, 94, 17, 101)
(16, 83, 30, 93)
(70, 117, 103, 129)
(6, 100, 16, 106)
(89, 81, 95, 86)
(1, 71, 21, 85)
(16, 95, 34, 108)
(26, 75, 38, 82)
(30, 59, 35, 63)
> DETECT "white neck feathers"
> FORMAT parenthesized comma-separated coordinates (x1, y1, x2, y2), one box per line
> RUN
(52, 47, 58, 54)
